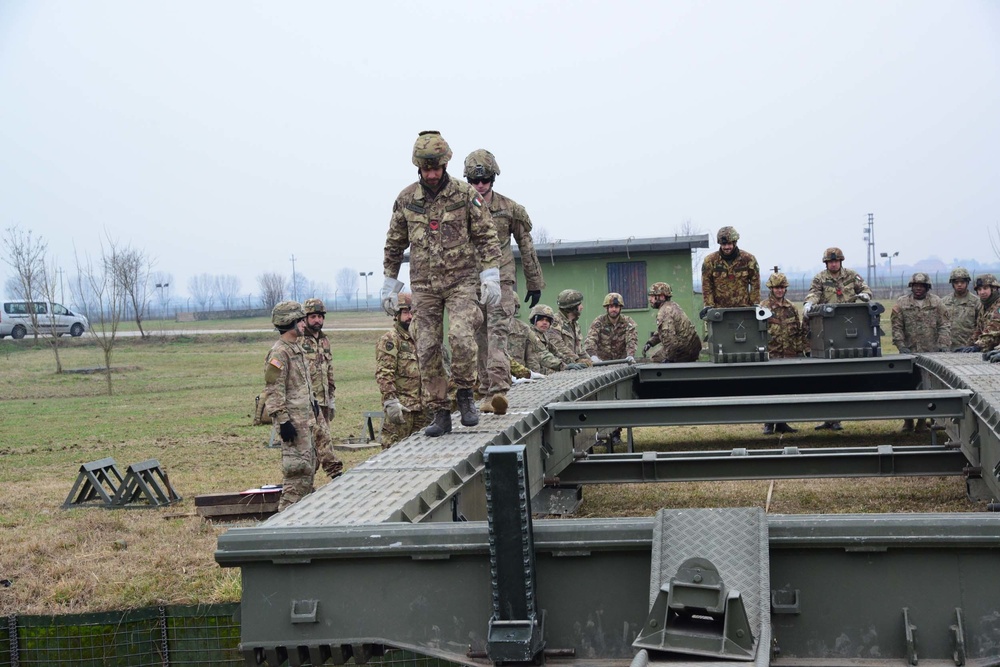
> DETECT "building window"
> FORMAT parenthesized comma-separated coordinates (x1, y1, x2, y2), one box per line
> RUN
(607, 261, 647, 309)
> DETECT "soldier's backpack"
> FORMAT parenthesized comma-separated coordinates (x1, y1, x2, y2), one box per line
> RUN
(253, 390, 271, 425)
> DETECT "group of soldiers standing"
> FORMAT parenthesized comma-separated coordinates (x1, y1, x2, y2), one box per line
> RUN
(260, 129, 1000, 510)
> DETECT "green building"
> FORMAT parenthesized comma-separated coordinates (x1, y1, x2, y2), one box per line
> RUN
(513, 235, 710, 334)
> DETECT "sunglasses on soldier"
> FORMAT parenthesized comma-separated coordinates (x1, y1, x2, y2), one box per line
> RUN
(468, 178, 491, 185)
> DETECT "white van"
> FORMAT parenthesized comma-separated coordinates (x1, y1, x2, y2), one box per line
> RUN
(0, 301, 89, 339)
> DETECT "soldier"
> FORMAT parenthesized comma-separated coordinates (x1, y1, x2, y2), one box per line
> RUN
(263, 301, 317, 512)
(465, 149, 545, 415)
(508, 300, 542, 374)
(891, 273, 951, 431)
(529, 304, 582, 372)
(299, 298, 343, 478)
(375, 293, 429, 448)
(942, 268, 982, 350)
(804, 247, 872, 430)
(762, 272, 809, 435)
(701, 226, 761, 308)
(381, 131, 503, 437)
(549, 289, 592, 367)
(584, 292, 638, 362)
(957, 274, 1000, 354)
(643, 282, 702, 363)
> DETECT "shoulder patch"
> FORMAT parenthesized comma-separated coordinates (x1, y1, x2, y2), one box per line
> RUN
(269, 358, 283, 369)
(385, 341, 394, 351)
(473, 195, 483, 208)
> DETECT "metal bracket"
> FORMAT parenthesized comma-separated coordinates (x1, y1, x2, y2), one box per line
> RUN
(111, 459, 182, 508)
(903, 607, 919, 665)
(771, 588, 800, 615)
(634, 557, 755, 659)
(290, 599, 318, 624)
(951, 608, 966, 666)
(62, 457, 125, 508)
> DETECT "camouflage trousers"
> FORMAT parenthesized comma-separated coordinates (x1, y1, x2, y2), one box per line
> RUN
(413, 283, 483, 410)
(312, 406, 342, 478)
(380, 408, 432, 449)
(476, 281, 516, 396)
(278, 415, 317, 512)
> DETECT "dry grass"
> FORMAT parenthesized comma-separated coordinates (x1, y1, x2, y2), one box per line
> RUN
(0, 325, 980, 616)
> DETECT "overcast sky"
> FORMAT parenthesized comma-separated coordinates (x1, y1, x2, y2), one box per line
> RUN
(1, 0, 998, 304)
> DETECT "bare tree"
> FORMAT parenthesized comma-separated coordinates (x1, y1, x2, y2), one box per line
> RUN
(676, 219, 709, 284)
(214, 274, 241, 311)
(335, 268, 358, 303)
(113, 244, 153, 337)
(257, 272, 287, 311)
(75, 234, 127, 395)
(291, 272, 309, 304)
(533, 227, 552, 245)
(38, 256, 64, 373)
(188, 273, 215, 311)
(2, 226, 47, 339)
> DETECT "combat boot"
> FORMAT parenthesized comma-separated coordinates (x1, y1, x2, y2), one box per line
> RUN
(762, 423, 775, 435)
(914, 418, 928, 433)
(425, 409, 452, 437)
(775, 423, 797, 433)
(456, 388, 480, 427)
(900, 419, 914, 432)
(490, 392, 508, 415)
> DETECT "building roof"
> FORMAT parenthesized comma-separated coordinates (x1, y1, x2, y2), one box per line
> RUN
(513, 235, 710, 260)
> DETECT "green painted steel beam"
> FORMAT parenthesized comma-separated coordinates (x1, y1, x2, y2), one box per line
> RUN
(546, 389, 971, 428)
(636, 356, 915, 383)
(555, 445, 970, 484)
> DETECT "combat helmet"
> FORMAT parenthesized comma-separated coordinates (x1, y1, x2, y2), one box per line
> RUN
(908, 273, 932, 289)
(271, 300, 305, 328)
(717, 226, 739, 244)
(974, 274, 1000, 289)
(412, 130, 452, 169)
(949, 267, 972, 284)
(822, 247, 845, 263)
(463, 149, 500, 180)
(395, 292, 413, 314)
(603, 292, 624, 307)
(303, 298, 326, 315)
(647, 282, 672, 297)
(557, 289, 584, 310)
(529, 304, 555, 323)
(766, 272, 789, 289)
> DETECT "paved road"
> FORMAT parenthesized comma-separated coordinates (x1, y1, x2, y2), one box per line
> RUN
(9, 327, 389, 339)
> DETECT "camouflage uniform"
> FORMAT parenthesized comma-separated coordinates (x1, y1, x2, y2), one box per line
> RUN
(383, 173, 501, 411)
(549, 312, 588, 366)
(942, 291, 982, 350)
(701, 250, 761, 307)
(765, 295, 808, 358)
(804, 268, 873, 305)
(475, 191, 545, 397)
(584, 313, 638, 360)
(649, 302, 702, 363)
(891, 293, 951, 352)
(375, 319, 429, 448)
(534, 328, 569, 372)
(508, 316, 542, 373)
(264, 338, 317, 511)
(299, 327, 342, 477)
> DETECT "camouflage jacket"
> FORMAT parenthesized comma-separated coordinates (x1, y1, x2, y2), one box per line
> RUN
(701, 248, 761, 307)
(973, 291, 1000, 342)
(765, 295, 808, 358)
(486, 191, 544, 291)
(375, 321, 422, 411)
(805, 267, 872, 305)
(508, 317, 541, 373)
(264, 338, 316, 425)
(383, 174, 501, 292)
(299, 330, 336, 407)
(533, 328, 568, 373)
(649, 302, 701, 363)
(584, 313, 638, 360)
(942, 291, 983, 349)
(890, 293, 951, 352)
(974, 299, 1000, 351)
(549, 312, 587, 365)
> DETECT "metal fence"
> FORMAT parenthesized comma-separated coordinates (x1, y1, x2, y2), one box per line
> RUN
(0, 604, 461, 667)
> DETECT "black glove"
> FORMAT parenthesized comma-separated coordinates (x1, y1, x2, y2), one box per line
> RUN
(524, 290, 541, 308)
(278, 421, 298, 442)
(897, 346, 911, 354)
(988, 350, 1000, 363)
(642, 342, 653, 356)
(956, 345, 982, 353)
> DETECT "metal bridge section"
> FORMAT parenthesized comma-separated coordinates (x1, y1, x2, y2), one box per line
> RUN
(217, 354, 1000, 667)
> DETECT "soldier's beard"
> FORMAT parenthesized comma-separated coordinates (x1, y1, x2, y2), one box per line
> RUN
(400, 320, 410, 331)
(307, 322, 323, 333)
(721, 245, 738, 260)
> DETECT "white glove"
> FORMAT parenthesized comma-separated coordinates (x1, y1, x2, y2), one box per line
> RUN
(529, 371, 546, 380)
(625, 355, 635, 364)
(590, 355, 601, 363)
(479, 267, 501, 307)
(803, 302, 814, 315)
(380, 277, 404, 315)
(383, 398, 404, 424)
(512, 377, 535, 385)
(857, 293, 871, 302)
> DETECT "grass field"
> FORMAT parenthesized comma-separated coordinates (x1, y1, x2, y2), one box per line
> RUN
(0, 313, 979, 616)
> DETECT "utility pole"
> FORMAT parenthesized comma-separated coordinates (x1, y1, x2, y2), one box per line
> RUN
(290, 254, 297, 302)
(56, 267, 65, 303)
(863, 213, 876, 291)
